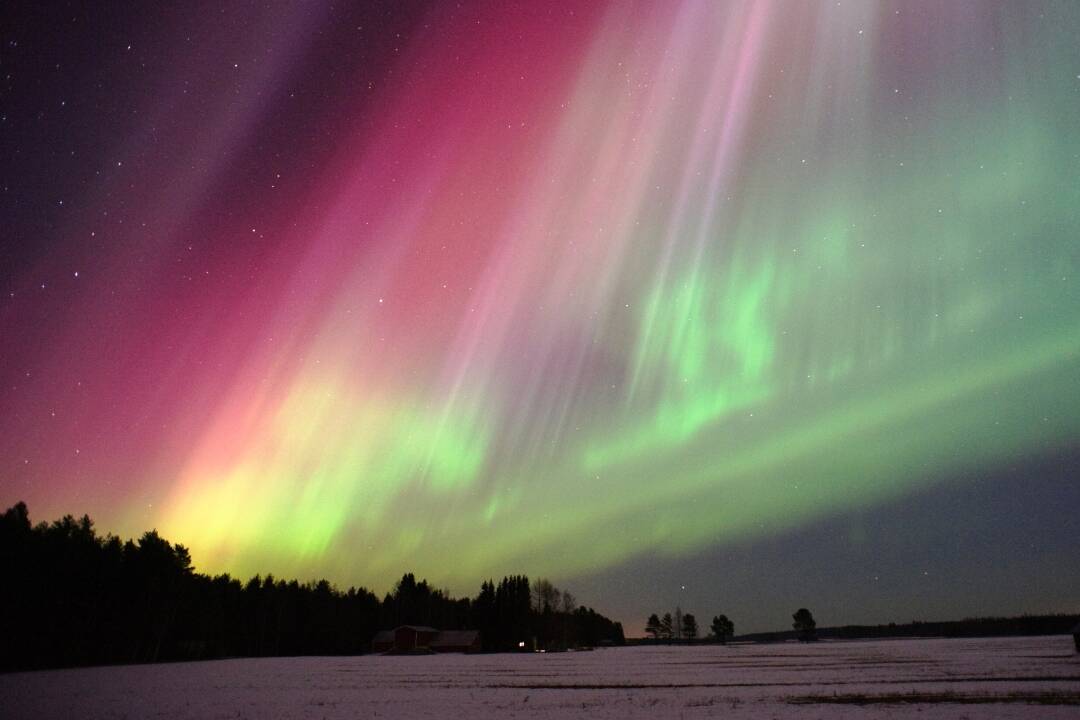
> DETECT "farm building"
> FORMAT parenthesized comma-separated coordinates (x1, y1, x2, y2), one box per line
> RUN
(371, 626, 481, 654)
(430, 630, 482, 653)
(372, 626, 438, 654)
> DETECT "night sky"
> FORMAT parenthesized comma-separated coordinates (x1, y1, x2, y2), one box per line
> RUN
(2, 1, 1079, 634)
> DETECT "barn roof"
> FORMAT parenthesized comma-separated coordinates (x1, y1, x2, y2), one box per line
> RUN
(397, 625, 439, 633)
(431, 630, 480, 646)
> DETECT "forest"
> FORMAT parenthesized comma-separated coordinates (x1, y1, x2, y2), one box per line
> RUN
(0, 502, 624, 671)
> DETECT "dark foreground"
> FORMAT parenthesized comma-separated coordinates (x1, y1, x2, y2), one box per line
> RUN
(2, 636, 1077, 719)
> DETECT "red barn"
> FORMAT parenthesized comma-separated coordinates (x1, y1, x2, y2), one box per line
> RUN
(431, 630, 481, 654)
(371, 626, 481, 654)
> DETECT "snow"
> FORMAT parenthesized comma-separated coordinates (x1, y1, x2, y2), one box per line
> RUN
(1, 635, 1077, 718)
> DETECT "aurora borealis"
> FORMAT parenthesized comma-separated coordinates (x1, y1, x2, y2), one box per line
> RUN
(2, 0, 1079, 632)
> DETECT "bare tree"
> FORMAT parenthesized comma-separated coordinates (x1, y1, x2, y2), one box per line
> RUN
(533, 578, 559, 613)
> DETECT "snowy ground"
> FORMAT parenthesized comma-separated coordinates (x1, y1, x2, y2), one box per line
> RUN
(2, 635, 1077, 719)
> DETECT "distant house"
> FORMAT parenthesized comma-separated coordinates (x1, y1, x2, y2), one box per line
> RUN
(371, 626, 481, 654)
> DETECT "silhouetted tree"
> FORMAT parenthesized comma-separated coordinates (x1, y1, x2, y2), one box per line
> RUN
(494, 575, 531, 650)
(793, 608, 817, 641)
(474, 580, 497, 651)
(533, 578, 558, 613)
(660, 612, 673, 640)
(645, 613, 662, 640)
(683, 613, 698, 641)
(572, 606, 624, 647)
(711, 614, 734, 644)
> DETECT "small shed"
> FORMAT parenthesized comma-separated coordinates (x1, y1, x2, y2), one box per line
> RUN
(431, 630, 481, 654)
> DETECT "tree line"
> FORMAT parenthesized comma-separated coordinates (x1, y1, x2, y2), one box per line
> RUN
(0, 502, 623, 671)
(644, 606, 725, 643)
(736, 612, 1080, 643)
(643, 607, 816, 643)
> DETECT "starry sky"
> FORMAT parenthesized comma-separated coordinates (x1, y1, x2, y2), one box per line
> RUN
(2, 1, 1079, 634)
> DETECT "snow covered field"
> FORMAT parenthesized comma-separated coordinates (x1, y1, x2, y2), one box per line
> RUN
(2, 635, 1077, 719)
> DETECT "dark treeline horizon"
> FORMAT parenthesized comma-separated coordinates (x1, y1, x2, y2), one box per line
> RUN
(0, 502, 624, 672)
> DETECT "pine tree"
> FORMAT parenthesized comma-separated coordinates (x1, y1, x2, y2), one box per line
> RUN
(645, 613, 662, 640)
(660, 612, 673, 640)
(683, 613, 698, 641)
